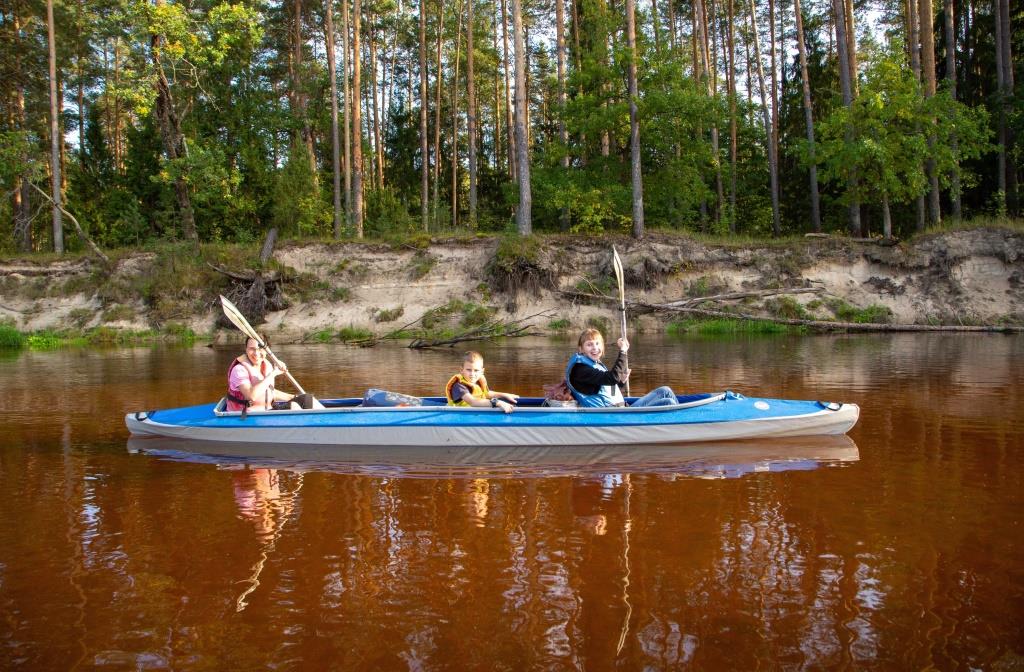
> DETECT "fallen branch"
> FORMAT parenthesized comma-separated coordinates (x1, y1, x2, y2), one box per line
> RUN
(656, 287, 823, 309)
(351, 309, 553, 348)
(560, 289, 1024, 333)
(29, 183, 111, 266)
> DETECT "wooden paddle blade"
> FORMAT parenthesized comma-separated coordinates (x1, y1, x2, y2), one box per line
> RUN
(220, 295, 262, 344)
(612, 247, 626, 306)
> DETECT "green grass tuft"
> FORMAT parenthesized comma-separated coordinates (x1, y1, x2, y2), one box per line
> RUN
(667, 318, 804, 336)
(0, 324, 26, 349)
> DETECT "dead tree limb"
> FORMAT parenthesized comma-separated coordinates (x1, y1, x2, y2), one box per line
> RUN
(29, 182, 111, 266)
(210, 228, 287, 327)
(559, 289, 1024, 333)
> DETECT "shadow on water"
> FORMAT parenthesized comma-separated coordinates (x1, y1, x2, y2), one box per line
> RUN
(126, 434, 859, 480)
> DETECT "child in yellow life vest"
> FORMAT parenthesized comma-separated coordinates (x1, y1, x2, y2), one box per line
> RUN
(445, 351, 519, 414)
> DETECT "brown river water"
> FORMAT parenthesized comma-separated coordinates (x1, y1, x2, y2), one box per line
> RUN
(1, 334, 1022, 670)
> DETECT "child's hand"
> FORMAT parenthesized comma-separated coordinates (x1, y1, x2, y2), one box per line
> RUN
(496, 399, 514, 414)
(501, 393, 519, 403)
(617, 338, 629, 354)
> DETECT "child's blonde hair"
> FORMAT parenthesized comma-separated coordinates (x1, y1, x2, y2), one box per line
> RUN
(463, 350, 484, 365)
(577, 328, 604, 351)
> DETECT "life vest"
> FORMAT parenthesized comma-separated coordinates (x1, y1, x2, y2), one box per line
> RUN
(564, 352, 625, 408)
(227, 356, 274, 411)
(445, 373, 491, 406)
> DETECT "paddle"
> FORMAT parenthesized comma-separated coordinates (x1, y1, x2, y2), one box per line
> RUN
(611, 246, 630, 396)
(219, 294, 306, 395)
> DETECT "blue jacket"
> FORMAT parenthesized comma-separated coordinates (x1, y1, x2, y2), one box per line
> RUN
(564, 353, 626, 407)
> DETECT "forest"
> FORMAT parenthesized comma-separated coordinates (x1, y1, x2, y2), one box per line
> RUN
(0, 0, 1020, 255)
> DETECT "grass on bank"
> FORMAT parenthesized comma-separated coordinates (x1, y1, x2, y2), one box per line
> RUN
(0, 322, 198, 350)
(667, 318, 807, 336)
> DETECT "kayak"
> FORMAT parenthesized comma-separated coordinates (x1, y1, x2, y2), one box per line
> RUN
(126, 434, 860, 478)
(124, 391, 859, 447)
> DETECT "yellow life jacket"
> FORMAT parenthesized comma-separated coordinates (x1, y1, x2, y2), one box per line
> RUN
(445, 373, 490, 406)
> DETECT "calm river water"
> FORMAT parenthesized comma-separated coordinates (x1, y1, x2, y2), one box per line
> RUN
(1, 334, 1022, 670)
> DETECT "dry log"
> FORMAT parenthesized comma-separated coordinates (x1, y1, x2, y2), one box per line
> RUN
(560, 289, 1024, 333)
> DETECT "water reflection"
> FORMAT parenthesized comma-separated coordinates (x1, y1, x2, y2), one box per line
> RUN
(127, 435, 860, 479)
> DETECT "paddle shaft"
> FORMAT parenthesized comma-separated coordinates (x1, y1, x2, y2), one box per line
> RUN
(612, 247, 630, 396)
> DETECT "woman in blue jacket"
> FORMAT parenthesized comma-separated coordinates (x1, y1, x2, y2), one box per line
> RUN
(565, 328, 678, 407)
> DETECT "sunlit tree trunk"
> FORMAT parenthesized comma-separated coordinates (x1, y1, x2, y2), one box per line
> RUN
(626, 0, 644, 239)
(451, 0, 465, 229)
(370, 25, 384, 189)
(512, 0, 531, 234)
(832, 0, 860, 236)
(727, 0, 738, 233)
(748, 0, 781, 236)
(651, 0, 661, 52)
(352, 0, 364, 236)
(907, 0, 926, 230)
(326, 2, 344, 238)
(433, 0, 444, 223)
(994, 0, 1017, 213)
(342, 0, 352, 224)
(12, 7, 32, 251)
(556, 0, 570, 229)
(943, 0, 961, 219)
(467, 0, 478, 227)
(47, 0, 64, 253)
(502, 0, 516, 180)
(420, 0, 430, 230)
(294, 0, 318, 180)
(793, 0, 821, 232)
(920, 0, 941, 225)
(493, 9, 501, 171)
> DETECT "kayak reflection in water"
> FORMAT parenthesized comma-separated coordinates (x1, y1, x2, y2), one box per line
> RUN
(231, 467, 303, 611)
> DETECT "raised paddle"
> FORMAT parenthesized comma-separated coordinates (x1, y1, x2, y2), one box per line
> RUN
(612, 246, 630, 396)
(219, 294, 306, 395)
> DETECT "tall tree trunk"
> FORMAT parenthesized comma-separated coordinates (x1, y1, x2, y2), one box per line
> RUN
(844, 0, 857, 96)
(748, 0, 782, 236)
(831, 0, 860, 236)
(502, 0, 516, 180)
(433, 0, 445, 224)
(352, 0, 364, 236)
(768, 0, 780, 220)
(556, 0, 570, 229)
(908, 0, 926, 230)
(919, 0, 941, 225)
(651, 0, 661, 52)
(943, 0, 961, 219)
(420, 0, 430, 230)
(342, 0, 352, 224)
(727, 0, 738, 233)
(493, 9, 501, 171)
(326, 2, 344, 238)
(995, 0, 1017, 213)
(626, 0, 644, 239)
(512, 0, 531, 234)
(467, 0, 478, 227)
(994, 0, 1006, 202)
(370, 25, 384, 189)
(451, 0, 465, 229)
(793, 0, 821, 232)
(294, 0, 318, 180)
(47, 0, 64, 253)
(12, 7, 32, 252)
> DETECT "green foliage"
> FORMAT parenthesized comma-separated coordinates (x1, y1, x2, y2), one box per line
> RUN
(827, 299, 893, 323)
(273, 144, 330, 237)
(365, 187, 416, 237)
(547, 318, 571, 331)
(765, 296, 812, 320)
(667, 318, 803, 336)
(812, 50, 992, 219)
(409, 251, 437, 280)
(0, 324, 26, 349)
(337, 326, 373, 342)
(375, 307, 405, 323)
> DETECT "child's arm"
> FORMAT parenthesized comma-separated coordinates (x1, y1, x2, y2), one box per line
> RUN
(488, 390, 520, 403)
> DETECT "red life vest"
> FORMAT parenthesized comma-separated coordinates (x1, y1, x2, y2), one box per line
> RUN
(227, 356, 274, 411)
